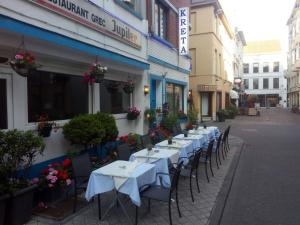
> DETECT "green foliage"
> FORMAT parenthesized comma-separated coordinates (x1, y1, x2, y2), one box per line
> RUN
(63, 114, 105, 147)
(144, 108, 156, 123)
(216, 109, 227, 122)
(226, 104, 239, 119)
(187, 106, 198, 125)
(160, 114, 178, 132)
(94, 112, 119, 143)
(0, 129, 44, 192)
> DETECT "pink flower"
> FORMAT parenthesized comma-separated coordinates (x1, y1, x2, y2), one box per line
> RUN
(15, 54, 23, 60)
(31, 177, 39, 185)
(46, 174, 53, 180)
(66, 179, 72, 186)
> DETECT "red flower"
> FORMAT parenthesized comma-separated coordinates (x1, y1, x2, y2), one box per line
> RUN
(52, 162, 60, 167)
(58, 170, 68, 180)
(62, 159, 71, 168)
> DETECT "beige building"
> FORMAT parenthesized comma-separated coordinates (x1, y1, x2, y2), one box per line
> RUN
(189, 0, 237, 121)
(286, 0, 300, 109)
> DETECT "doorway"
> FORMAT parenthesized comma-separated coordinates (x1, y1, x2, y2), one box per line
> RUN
(0, 73, 12, 130)
(201, 92, 210, 116)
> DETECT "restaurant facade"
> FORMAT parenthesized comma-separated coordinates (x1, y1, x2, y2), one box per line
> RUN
(0, 0, 190, 165)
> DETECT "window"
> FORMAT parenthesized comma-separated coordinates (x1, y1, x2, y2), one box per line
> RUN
(253, 63, 259, 73)
(166, 83, 184, 114)
(273, 62, 279, 72)
(263, 62, 269, 73)
(100, 80, 130, 114)
(0, 79, 7, 129)
(244, 79, 249, 89)
(154, 1, 167, 39)
(253, 78, 259, 89)
(273, 78, 279, 89)
(27, 71, 88, 122)
(263, 78, 269, 89)
(243, 63, 249, 74)
(114, 0, 142, 19)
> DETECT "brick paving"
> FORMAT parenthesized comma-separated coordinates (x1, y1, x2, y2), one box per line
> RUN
(27, 133, 243, 225)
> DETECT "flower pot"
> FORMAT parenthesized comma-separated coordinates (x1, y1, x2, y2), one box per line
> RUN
(5, 184, 37, 225)
(123, 85, 134, 94)
(35, 186, 64, 204)
(0, 194, 9, 225)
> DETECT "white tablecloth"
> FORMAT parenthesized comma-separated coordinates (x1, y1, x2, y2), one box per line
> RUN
(129, 148, 180, 187)
(85, 160, 156, 206)
(174, 133, 206, 150)
(155, 139, 193, 165)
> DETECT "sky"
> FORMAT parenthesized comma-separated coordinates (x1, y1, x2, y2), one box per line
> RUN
(219, 0, 295, 54)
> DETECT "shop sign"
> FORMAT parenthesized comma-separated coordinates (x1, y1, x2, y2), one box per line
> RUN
(178, 7, 189, 55)
(197, 85, 217, 92)
(28, 0, 141, 49)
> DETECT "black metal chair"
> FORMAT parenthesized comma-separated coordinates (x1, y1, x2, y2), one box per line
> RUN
(225, 126, 231, 152)
(136, 161, 184, 225)
(213, 133, 223, 169)
(140, 134, 152, 148)
(180, 149, 203, 202)
(200, 140, 215, 183)
(117, 143, 131, 161)
(221, 127, 230, 159)
(71, 151, 95, 213)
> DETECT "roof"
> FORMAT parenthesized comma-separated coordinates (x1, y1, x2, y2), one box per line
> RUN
(244, 40, 281, 54)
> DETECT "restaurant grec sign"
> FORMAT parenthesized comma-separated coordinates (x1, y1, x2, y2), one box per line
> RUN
(28, 0, 141, 49)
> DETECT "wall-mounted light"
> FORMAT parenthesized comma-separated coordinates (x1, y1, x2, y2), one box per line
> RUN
(188, 90, 192, 97)
(144, 85, 149, 95)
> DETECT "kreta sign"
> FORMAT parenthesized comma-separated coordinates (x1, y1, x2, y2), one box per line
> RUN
(178, 7, 189, 56)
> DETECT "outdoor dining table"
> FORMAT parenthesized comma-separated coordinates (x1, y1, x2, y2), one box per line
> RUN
(85, 160, 156, 223)
(155, 139, 193, 165)
(129, 148, 180, 187)
(173, 133, 206, 150)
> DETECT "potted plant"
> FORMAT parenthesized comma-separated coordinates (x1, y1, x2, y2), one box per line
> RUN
(126, 107, 141, 120)
(37, 113, 57, 137)
(160, 114, 178, 133)
(9, 51, 37, 77)
(34, 159, 72, 204)
(119, 133, 142, 151)
(82, 62, 107, 84)
(63, 114, 105, 151)
(123, 78, 135, 94)
(217, 109, 227, 122)
(0, 148, 9, 225)
(144, 109, 156, 124)
(0, 129, 44, 225)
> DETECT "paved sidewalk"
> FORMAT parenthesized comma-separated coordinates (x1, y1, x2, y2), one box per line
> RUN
(27, 135, 243, 225)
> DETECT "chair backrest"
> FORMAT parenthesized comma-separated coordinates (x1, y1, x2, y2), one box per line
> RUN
(141, 134, 152, 148)
(222, 127, 229, 142)
(216, 133, 223, 150)
(71, 151, 92, 182)
(191, 149, 202, 170)
(170, 161, 184, 193)
(117, 143, 131, 161)
(206, 140, 215, 160)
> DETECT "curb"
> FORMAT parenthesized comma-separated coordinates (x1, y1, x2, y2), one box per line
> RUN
(207, 137, 246, 225)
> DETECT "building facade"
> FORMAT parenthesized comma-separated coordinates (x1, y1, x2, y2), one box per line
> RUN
(243, 40, 287, 108)
(286, 0, 300, 109)
(189, 0, 236, 121)
(0, 0, 190, 167)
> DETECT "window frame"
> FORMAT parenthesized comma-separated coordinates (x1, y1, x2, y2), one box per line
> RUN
(27, 70, 89, 123)
(166, 82, 184, 114)
(244, 79, 249, 89)
(263, 62, 269, 73)
(253, 78, 259, 89)
(253, 63, 259, 73)
(273, 78, 279, 89)
(243, 63, 249, 74)
(273, 62, 280, 72)
(263, 78, 269, 89)
(154, 0, 168, 40)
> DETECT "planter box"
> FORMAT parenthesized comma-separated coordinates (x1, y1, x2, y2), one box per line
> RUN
(248, 108, 257, 116)
(35, 187, 65, 204)
(5, 185, 37, 225)
(0, 194, 9, 225)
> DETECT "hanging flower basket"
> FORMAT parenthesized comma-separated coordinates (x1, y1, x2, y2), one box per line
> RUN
(82, 62, 107, 84)
(123, 79, 135, 94)
(126, 107, 141, 120)
(10, 51, 37, 77)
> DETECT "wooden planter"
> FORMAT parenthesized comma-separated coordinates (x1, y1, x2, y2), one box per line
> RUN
(0, 194, 9, 225)
(5, 185, 37, 225)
